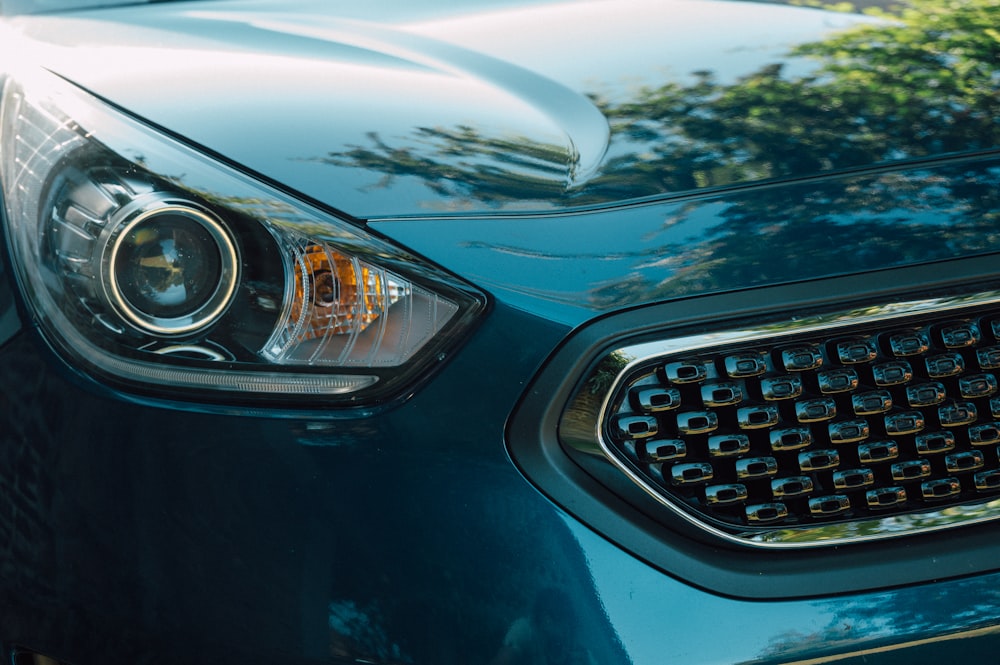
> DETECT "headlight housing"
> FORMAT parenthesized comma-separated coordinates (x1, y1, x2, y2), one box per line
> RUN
(0, 70, 485, 406)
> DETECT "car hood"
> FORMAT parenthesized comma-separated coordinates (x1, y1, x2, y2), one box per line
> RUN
(7, 0, 996, 220)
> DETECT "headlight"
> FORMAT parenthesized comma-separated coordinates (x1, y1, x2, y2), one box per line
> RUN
(0, 70, 485, 406)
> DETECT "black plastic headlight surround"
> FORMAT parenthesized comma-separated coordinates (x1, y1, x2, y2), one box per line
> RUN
(0, 70, 485, 406)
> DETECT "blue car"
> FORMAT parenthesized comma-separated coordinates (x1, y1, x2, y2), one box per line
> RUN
(1, 0, 999, 663)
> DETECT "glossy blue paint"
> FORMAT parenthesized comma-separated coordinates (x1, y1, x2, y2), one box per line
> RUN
(1, 1, 999, 664)
(568, 514, 1000, 664)
(375, 157, 1000, 326)
(5, 308, 1000, 663)
(0, 302, 579, 663)
(10, 0, 992, 219)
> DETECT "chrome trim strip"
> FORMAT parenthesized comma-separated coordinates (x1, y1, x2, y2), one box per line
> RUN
(560, 290, 1000, 549)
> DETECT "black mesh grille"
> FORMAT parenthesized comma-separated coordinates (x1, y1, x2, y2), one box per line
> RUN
(604, 311, 1000, 534)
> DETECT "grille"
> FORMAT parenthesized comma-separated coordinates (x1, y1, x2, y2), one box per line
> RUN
(598, 296, 1000, 546)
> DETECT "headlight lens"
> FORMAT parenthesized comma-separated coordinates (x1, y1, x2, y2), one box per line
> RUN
(0, 70, 485, 405)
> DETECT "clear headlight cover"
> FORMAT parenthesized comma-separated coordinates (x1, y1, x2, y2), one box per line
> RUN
(0, 70, 485, 405)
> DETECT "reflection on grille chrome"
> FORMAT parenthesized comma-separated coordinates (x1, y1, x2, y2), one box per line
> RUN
(832, 468, 874, 490)
(770, 427, 812, 451)
(772, 475, 814, 498)
(641, 438, 686, 462)
(746, 503, 788, 523)
(561, 290, 1000, 548)
(809, 495, 851, 517)
(705, 483, 749, 506)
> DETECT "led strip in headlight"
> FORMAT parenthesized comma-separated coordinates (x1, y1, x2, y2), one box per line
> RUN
(0, 70, 485, 405)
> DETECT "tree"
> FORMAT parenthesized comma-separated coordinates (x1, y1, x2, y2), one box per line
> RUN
(314, 0, 1000, 307)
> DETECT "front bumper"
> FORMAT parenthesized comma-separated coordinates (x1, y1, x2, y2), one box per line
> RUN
(3, 280, 1000, 663)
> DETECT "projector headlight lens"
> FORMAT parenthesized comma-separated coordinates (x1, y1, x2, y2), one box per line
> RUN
(103, 199, 239, 335)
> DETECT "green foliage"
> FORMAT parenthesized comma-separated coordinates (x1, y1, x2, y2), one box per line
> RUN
(317, 0, 999, 306)
(600, 0, 999, 196)
(321, 0, 998, 207)
(586, 0, 1000, 301)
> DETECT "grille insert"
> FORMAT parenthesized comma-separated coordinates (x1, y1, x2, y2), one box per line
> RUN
(580, 293, 1000, 547)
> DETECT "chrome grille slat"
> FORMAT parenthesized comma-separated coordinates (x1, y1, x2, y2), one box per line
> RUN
(589, 295, 1000, 547)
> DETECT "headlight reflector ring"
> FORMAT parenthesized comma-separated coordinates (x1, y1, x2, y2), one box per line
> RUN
(102, 198, 239, 336)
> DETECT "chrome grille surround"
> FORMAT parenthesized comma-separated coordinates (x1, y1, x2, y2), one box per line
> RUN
(564, 291, 1000, 548)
